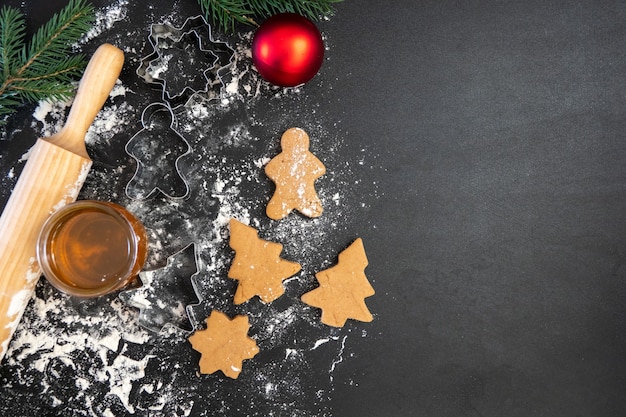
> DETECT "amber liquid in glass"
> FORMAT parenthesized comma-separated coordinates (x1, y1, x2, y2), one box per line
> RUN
(38, 201, 148, 296)
(48, 209, 133, 289)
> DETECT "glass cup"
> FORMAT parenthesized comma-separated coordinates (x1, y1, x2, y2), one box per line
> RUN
(37, 200, 148, 297)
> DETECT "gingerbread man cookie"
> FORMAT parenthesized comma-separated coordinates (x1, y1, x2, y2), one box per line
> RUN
(188, 310, 259, 379)
(228, 218, 301, 304)
(265, 127, 326, 220)
(301, 238, 375, 327)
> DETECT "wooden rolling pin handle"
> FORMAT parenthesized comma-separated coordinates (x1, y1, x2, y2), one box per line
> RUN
(48, 43, 125, 158)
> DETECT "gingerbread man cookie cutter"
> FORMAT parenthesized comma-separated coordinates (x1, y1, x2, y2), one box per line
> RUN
(125, 102, 192, 200)
(137, 15, 235, 108)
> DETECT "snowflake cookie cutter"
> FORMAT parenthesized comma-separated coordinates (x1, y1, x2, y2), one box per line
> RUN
(125, 102, 192, 200)
(136, 15, 235, 108)
(119, 243, 200, 332)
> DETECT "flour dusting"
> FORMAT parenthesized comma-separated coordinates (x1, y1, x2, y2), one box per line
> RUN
(78, 0, 129, 46)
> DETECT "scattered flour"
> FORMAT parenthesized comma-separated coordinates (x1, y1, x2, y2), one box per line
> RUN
(3, 286, 177, 415)
(78, 0, 130, 46)
(31, 98, 73, 138)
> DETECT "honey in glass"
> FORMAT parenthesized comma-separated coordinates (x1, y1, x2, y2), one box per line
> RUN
(37, 200, 148, 297)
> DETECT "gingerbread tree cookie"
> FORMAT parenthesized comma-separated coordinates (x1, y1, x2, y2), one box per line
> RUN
(265, 127, 326, 220)
(228, 218, 301, 304)
(188, 310, 259, 379)
(301, 238, 375, 327)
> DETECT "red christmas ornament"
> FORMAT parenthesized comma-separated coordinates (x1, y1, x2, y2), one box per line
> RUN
(252, 13, 324, 87)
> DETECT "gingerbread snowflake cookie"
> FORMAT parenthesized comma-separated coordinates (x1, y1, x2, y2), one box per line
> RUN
(188, 310, 259, 379)
(301, 238, 375, 327)
(228, 218, 301, 304)
(265, 127, 326, 220)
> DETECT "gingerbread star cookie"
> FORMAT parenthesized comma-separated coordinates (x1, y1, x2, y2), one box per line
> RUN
(188, 310, 259, 379)
(228, 218, 301, 304)
(301, 238, 375, 327)
(265, 127, 326, 220)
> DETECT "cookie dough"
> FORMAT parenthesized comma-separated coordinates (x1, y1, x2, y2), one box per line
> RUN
(301, 238, 375, 327)
(265, 127, 326, 220)
(188, 310, 259, 379)
(228, 218, 301, 304)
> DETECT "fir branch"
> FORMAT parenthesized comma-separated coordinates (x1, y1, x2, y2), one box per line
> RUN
(198, 0, 343, 32)
(0, 0, 94, 124)
(199, 0, 255, 33)
(0, 6, 26, 79)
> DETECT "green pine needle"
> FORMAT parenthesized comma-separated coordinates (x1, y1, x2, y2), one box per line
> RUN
(198, 0, 343, 32)
(0, 7, 26, 79)
(0, 0, 94, 124)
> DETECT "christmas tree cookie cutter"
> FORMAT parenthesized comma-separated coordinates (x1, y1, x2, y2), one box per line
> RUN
(119, 243, 199, 332)
(125, 102, 192, 200)
(136, 15, 235, 108)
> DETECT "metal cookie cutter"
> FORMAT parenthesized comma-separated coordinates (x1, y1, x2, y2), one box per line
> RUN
(137, 15, 235, 108)
(119, 243, 199, 332)
(125, 102, 191, 200)
(186, 251, 236, 330)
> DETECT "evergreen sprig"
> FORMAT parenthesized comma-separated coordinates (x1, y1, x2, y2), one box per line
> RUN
(0, 0, 95, 123)
(198, 0, 343, 32)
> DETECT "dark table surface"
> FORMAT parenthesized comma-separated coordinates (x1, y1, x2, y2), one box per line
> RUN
(0, 0, 625, 416)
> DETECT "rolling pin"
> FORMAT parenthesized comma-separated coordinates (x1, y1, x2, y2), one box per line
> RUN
(0, 44, 124, 363)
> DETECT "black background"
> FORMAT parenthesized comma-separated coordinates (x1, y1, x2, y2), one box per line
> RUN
(1, 0, 625, 416)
